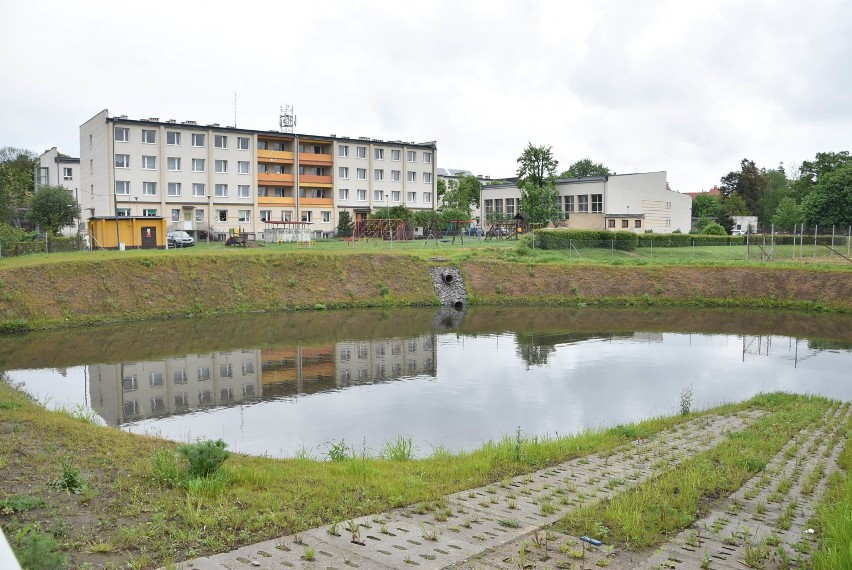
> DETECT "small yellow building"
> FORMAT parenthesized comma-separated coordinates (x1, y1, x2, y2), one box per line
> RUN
(87, 217, 167, 250)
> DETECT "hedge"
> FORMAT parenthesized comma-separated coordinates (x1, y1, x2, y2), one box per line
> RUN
(531, 229, 638, 251)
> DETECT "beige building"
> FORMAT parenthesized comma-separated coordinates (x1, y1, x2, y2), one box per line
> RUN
(79, 110, 437, 241)
(477, 171, 692, 234)
(37, 147, 82, 235)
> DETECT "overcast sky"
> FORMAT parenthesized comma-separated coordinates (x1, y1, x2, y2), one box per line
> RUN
(2, 0, 850, 192)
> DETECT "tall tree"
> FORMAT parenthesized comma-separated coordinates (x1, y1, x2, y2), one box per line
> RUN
(29, 185, 80, 235)
(0, 147, 38, 225)
(691, 193, 722, 220)
(761, 167, 789, 222)
(790, 151, 852, 203)
(516, 143, 560, 225)
(801, 162, 852, 228)
(771, 197, 804, 230)
(719, 159, 768, 216)
(560, 158, 612, 179)
(440, 175, 482, 215)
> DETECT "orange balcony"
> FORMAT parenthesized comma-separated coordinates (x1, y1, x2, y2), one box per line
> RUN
(298, 152, 333, 166)
(299, 174, 333, 186)
(258, 172, 295, 185)
(300, 197, 334, 206)
(258, 196, 296, 206)
(257, 149, 295, 162)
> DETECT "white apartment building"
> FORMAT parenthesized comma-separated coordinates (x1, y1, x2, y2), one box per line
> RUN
(37, 147, 82, 235)
(477, 171, 692, 234)
(79, 110, 438, 240)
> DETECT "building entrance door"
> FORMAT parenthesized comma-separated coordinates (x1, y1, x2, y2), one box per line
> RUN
(140, 226, 157, 249)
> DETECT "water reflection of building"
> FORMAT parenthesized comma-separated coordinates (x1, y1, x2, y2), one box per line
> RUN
(89, 350, 262, 425)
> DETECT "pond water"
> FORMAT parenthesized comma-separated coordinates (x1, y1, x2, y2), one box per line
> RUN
(3, 307, 851, 459)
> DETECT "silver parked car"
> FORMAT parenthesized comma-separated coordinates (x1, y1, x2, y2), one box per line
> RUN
(167, 231, 195, 247)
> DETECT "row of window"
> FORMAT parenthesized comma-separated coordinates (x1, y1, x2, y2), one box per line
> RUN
(115, 154, 250, 174)
(336, 166, 432, 183)
(115, 181, 251, 198)
(117, 207, 334, 224)
(123, 384, 257, 417)
(338, 145, 432, 164)
(114, 127, 249, 150)
(608, 219, 643, 229)
(563, 194, 603, 214)
(337, 189, 433, 204)
(483, 198, 519, 216)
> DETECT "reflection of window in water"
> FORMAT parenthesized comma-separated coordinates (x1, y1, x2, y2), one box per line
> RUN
(423, 338, 433, 350)
(339, 369, 351, 382)
(423, 358, 433, 369)
(375, 363, 385, 378)
(149, 372, 164, 388)
(199, 390, 212, 404)
(408, 339, 417, 352)
(357, 345, 368, 359)
(198, 367, 210, 381)
(122, 375, 138, 392)
(151, 395, 166, 412)
(391, 342, 402, 355)
(173, 370, 187, 384)
(358, 368, 367, 379)
(175, 392, 189, 408)
(375, 344, 385, 356)
(242, 361, 255, 375)
(407, 361, 417, 373)
(123, 400, 139, 416)
(220, 387, 233, 400)
(242, 384, 256, 397)
(340, 347, 351, 361)
(392, 363, 402, 375)
(220, 363, 233, 378)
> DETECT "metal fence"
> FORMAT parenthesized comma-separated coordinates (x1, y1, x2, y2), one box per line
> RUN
(0, 235, 85, 258)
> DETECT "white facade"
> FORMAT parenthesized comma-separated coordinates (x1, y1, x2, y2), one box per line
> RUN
(37, 147, 82, 235)
(478, 171, 692, 234)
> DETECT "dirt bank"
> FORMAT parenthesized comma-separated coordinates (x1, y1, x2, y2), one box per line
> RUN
(0, 254, 850, 330)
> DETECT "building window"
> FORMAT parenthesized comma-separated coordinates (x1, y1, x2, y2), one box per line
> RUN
(115, 180, 130, 195)
(407, 150, 416, 162)
(407, 191, 416, 203)
(115, 207, 130, 216)
(215, 184, 228, 197)
(167, 157, 181, 171)
(238, 210, 251, 222)
(338, 145, 349, 157)
(283, 210, 292, 221)
(171, 209, 180, 221)
(321, 211, 331, 223)
(142, 181, 157, 196)
(141, 129, 156, 144)
(391, 170, 401, 182)
(189, 158, 203, 172)
(374, 169, 384, 181)
(237, 136, 250, 150)
(357, 189, 367, 201)
(122, 375, 138, 392)
(115, 154, 130, 168)
(423, 192, 432, 204)
(215, 160, 227, 173)
(63, 167, 73, 180)
(192, 133, 205, 147)
(391, 190, 401, 202)
(484, 199, 493, 216)
(168, 182, 181, 196)
(142, 155, 156, 170)
(339, 188, 349, 200)
(143, 209, 157, 217)
(592, 194, 603, 213)
(356, 146, 366, 159)
(423, 151, 432, 164)
(374, 190, 384, 202)
(166, 131, 180, 145)
(506, 198, 516, 215)
(339, 166, 349, 179)
(192, 183, 205, 197)
(578, 195, 589, 213)
(423, 172, 432, 183)
(635, 219, 642, 228)
(407, 171, 417, 182)
(374, 148, 384, 160)
(238, 185, 250, 198)
(618, 219, 626, 228)
(301, 211, 312, 222)
(260, 210, 271, 222)
(216, 209, 227, 222)
(195, 209, 204, 222)
(666, 201, 672, 210)
(214, 135, 227, 149)
(391, 149, 401, 161)
(114, 126, 129, 142)
(238, 161, 250, 174)
(356, 168, 367, 180)
(564, 195, 574, 213)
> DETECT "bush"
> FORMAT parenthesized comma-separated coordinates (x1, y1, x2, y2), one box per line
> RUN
(177, 439, 230, 478)
(701, 222, 727, 235)
(531, 229, 638, 251)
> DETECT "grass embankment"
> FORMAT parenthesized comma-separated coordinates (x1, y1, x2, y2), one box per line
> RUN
(1, 243, 851, 330)
(812, 422, 852, 569)
(1, 381, 847, 569)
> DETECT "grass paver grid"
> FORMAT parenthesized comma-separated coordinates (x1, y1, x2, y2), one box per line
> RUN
(639, 403, 851, 569)
(170, 412, 756, 570)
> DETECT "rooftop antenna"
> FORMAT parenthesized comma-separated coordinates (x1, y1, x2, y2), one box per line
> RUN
(280, 105, 296, 133)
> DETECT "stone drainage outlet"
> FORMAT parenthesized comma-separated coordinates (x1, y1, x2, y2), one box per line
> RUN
(429, 267, 467, 311)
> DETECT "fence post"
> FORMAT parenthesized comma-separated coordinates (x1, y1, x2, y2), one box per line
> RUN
(814, 225, 818, 258)
(611, 239, 614, 258)
(848, 226, 851, 257)
(831, 225, 835, 250)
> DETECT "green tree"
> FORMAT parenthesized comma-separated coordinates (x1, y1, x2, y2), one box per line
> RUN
(719, 158, 768, 215)
(801, 163, 852, 228)
(560, 158, 612, 179)
(701, 221, 727, 235)
(0, 147, 38, 225)
(29, 185, 80, 235)
(771, 197, 804, 230)
(790, 151, 852, 203)
(436, 178, 447, 202)
(440, 175, 482, 215)
(691, 194, 722, 219)
(516, 143, 560, 225)
(762, 167, 790, 222)
(336, 210, 353, 237)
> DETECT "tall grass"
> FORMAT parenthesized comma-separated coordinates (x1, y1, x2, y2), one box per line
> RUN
(812, 420, 852, 570)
